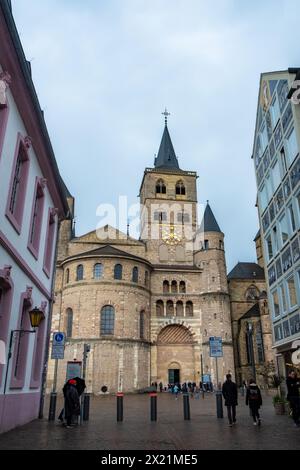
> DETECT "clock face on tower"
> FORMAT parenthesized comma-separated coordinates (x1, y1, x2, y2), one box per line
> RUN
(162, 225, 182, 245)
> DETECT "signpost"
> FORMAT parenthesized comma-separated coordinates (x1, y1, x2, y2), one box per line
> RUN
(49, 332, 66, 421)
(209, 337, 224, 419)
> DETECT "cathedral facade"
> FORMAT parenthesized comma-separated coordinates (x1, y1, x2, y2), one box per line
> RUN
(47, 121, 235, 394)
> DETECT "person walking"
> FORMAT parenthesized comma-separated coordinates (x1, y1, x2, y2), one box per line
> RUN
(286, 370, 300, 427)
(246, 379, 262, 426)
(174, 384, 180, 400)
(222, 374, 238, 427)
(64, 379, 81, 428)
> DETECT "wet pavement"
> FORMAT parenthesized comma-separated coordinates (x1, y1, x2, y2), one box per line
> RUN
(0, 392, 299, 450)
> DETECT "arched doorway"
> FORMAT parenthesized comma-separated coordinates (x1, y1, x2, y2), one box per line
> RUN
(156, 324, 195, 385)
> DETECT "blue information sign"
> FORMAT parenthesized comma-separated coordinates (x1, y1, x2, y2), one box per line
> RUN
(209, 337, 223, 357)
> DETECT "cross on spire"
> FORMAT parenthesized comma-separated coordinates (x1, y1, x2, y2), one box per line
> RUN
(162, 108, 170, 126)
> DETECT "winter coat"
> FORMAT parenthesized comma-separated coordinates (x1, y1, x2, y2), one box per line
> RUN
(286, 377, 300, 400)
(222, 380, 238, 406)
(64, 384, 80, 418)
(246, 384, 262, 409)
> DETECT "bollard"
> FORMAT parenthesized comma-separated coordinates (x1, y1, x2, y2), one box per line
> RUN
(83, 393, 91, 421)
(117, 393, 124, 422)
(150, 393, 157, 422)
(216, 390, 223, 419)
(48, 392, 57, 421)
(183, 393, 191, 420)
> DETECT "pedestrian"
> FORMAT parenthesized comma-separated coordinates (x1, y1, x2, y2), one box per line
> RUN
(286, 370, 300, 427)
(64, 379, 81, 428)
(222, 374, 238, 427)
(159, 382, 163, 393)
(246, 379, 262, 426)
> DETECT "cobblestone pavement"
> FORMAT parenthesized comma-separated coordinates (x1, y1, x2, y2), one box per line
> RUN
(0, 392, 299, 450)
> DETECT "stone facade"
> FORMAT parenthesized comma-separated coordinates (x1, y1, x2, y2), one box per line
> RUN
(47, 123, 235, 394)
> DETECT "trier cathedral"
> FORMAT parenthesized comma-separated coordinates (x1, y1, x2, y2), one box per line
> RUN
(47, 118, 235, 394)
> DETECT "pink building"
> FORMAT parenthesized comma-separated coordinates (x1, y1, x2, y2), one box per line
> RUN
(0, 1, 68, 433)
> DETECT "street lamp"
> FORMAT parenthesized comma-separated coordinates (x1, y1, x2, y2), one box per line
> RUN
(246, 321, 256, 382)
(3, 307, 45, 395)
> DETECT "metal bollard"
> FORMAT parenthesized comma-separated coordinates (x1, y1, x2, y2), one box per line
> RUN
(83, 393, 90, 421)
(216, 391, 223, 419)
(150, 393, 157, 422)
(183, 393, 191, 420)
(48, 392, 57, 421)
(117, 393, 124, 422)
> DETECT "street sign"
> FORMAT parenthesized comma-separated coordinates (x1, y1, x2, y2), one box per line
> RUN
(66, 361, 82, 381)
(53, 332, 65, 346)
(51, 332, 66, 359)
(209, 337, 223, 358)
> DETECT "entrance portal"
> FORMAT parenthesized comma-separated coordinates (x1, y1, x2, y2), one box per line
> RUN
(168, 369, 180, 385)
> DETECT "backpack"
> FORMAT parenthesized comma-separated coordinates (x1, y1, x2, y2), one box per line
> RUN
(249, 388, 259, 400)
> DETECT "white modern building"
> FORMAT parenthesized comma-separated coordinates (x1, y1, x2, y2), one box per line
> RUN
(252, 68, 300, 378)
(0, 0, 68, 433)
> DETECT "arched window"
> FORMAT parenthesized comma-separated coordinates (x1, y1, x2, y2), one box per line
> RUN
(114, 264, 123, 280)
(176, 301, 184, 317)
(65, 269, 70, 284)
(179, 281, 186, 293)
(66, 308, 73, 338)
(176, 180, 186, 196)
(132, 267, 139, 283)
(101, 305, 115, 335)
(140, 310, 145, 339)
(145, 271, 149, 287)
(156, 300, 164, 317)
(156, 179, 166, 194)
(245, 286, 259, 301)
(186, 301, 193, 317)
(76, 265, 84, 281)
(167, 300, 174, 316)
(94, 263, 104, 279)
(163, 280, 170, 293)
(171, 281, 178, 293)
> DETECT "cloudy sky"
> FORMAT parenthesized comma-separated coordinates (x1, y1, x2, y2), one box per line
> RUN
(12, 0, 300, 271)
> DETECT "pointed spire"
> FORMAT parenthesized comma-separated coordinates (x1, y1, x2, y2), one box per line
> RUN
(154, 109, 180, 170)
(199, 202, 222, 233)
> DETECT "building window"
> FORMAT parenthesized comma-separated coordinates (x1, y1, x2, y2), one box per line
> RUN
(154, 211, 167, 222)
(287, 276, 297, 309)
(219, 240, 224, 250)
(163, 281, 170, 293)
(274, 324, 283, 342)
(176, 181, 186, 196)
(11, 294, 32, 388)
(156, 300, 164, 317)
(177, 212, 190, 223)
(245, 333, 252, 365)
(156, 179, 166, 195)
(266, 234, 273, 261)
(114, 264, 123, 280)
(280, 284, 287, 313)
(256, 323, 265, 364)
(204, 240, 209, 251)
(270, 97, 280, 129)
(94, 263, 104, 279)
(171, 281, 178, 293)
(132, 267, 139, 283)
(272, 290, 280, 317)
(290, 313, 300, 336)
(76, 265, 84, 281)
(288, 204, 296, 233)
(286, 128, 299, 167)
(6, 136, 30, 233)
(43, 209, 56, 276)
(28, 178, 46, 258)
(271, 160, 281, 192)
(176, 301, 184, 316)
(100, 305, 115, 336)
(272, 225, 278, 254)
(166, 300, 174, 316)
(179, 281, 186, 293)
(245, 286, 259, 301)
(279, 214, 289, 246)
(66, 308, 73, 338)
(65, 269, 70, 284)
(140, 311, 145, 339)
(186, 301, 193, 317)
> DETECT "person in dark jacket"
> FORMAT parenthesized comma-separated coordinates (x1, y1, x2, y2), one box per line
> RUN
(246, 379, 262, 426)
(222, 374, 238, 427)
(286, 370, 300, 427)
(64, 379, 81, 428)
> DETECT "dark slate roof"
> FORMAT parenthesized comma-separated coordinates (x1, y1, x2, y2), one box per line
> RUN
(154, 125, 180, 170)
(227, 262, 265, 280)
(240, 303, 260, 320)
(199, 203, 221, 233)
(65, 245, 150, 265)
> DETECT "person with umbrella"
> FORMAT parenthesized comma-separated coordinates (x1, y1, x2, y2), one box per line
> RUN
(58, 377, 86, 425)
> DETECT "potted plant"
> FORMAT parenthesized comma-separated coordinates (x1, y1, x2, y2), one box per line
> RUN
(272, 394, 285, 415)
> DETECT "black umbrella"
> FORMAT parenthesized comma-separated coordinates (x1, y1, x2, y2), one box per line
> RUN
(72, 377, 86, 396)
